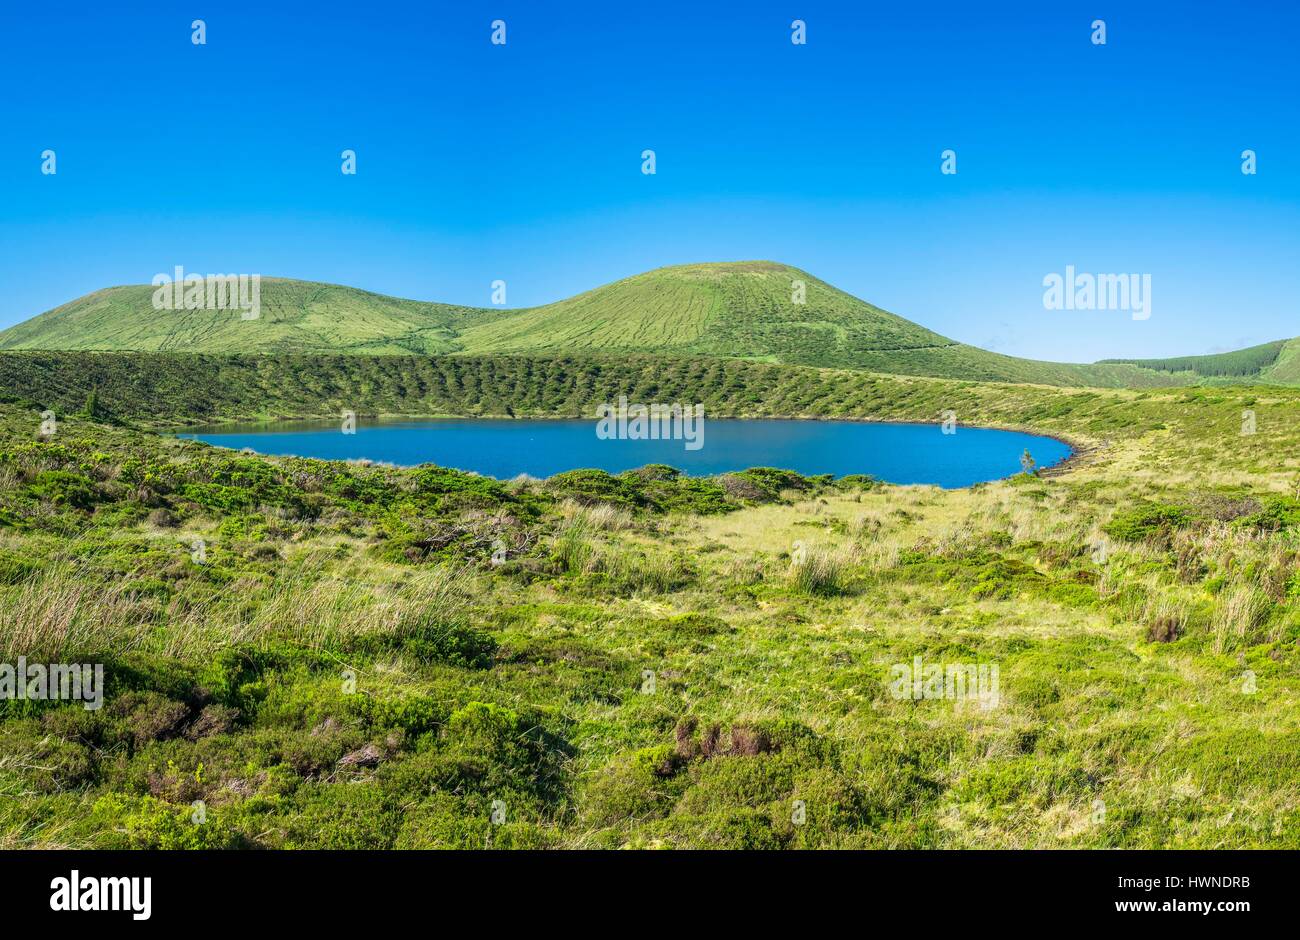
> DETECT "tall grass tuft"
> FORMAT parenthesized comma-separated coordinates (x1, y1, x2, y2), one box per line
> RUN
(598, 547, 692, 595)
(561, 499, 633, 532)
(1141, 594, 1188, 643)
(1212, 580, 1273, 653)
(788, 543, 854, 596)
(553, 515, 596, 574)
(3, 566, 143, 661)
(286, 562, 466, 650)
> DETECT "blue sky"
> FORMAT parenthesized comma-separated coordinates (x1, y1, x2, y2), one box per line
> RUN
(1, 0, 1296, 361)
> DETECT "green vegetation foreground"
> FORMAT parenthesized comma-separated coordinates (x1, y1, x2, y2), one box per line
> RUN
(1, 361, 1299, 848)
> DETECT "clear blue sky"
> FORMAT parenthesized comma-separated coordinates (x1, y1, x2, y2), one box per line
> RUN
(1, 1, 1296, 362)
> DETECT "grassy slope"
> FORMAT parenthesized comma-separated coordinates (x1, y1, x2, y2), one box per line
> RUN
(1099, 339, 1292, 381)
(461, 262, 1182, 387)
(1260, 337, 1300, 384)
(0, 263, 1189, 388)
(459, 261, 951, 356)
(0, 349, 1185, 431)
(0, 280, 504, 356)
(3, 372, 1300, 849)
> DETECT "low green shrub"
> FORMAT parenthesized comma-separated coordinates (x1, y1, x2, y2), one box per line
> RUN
(1104, 502, 1192, 544)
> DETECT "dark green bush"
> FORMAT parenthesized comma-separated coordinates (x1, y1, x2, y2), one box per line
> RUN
(545, 469, 646, 509)
(27, 470, 99, 510)
(348, 617, 498, 668)
(0, 548, 37, 583)
(1236, 495, 1300, 532)
(1104, 502, 1192, 544)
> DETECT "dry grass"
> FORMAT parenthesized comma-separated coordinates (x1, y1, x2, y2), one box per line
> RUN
(560, 499, 633, 532)
(3, 567, 143, 661)
(2, 553, 471, 661)
(788, 542, 855, 596)
(1212, 580, 1274, 653)
(1141, 594, 1189, 643)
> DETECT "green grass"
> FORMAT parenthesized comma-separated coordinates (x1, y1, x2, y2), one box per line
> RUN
(0, 348, 1203, 430)
(1100, 339, 1290, 378)
(3, 359, 1300, 849)
(0, 262, 1219, 387)
(0, 279, 508, 356)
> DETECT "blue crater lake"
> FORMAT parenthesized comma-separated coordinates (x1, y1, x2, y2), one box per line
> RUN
(178, 418, 1072, 488)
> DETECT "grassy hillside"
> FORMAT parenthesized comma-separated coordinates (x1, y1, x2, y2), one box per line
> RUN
(0, 280, 504, 356)
(459, 261, 949, 358)
(459, 262, 1183, 387)
(0, 263, 1190, 388)
(1099, 339, 1291, 380)
(0, 349, 1181, 433)
(1259, 338, 1300, 385)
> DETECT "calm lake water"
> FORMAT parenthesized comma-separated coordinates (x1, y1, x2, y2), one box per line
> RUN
(179, 418, 1072, 488)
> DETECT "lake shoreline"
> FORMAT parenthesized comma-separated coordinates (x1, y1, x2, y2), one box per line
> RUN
(176, 414, 1080, 487)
